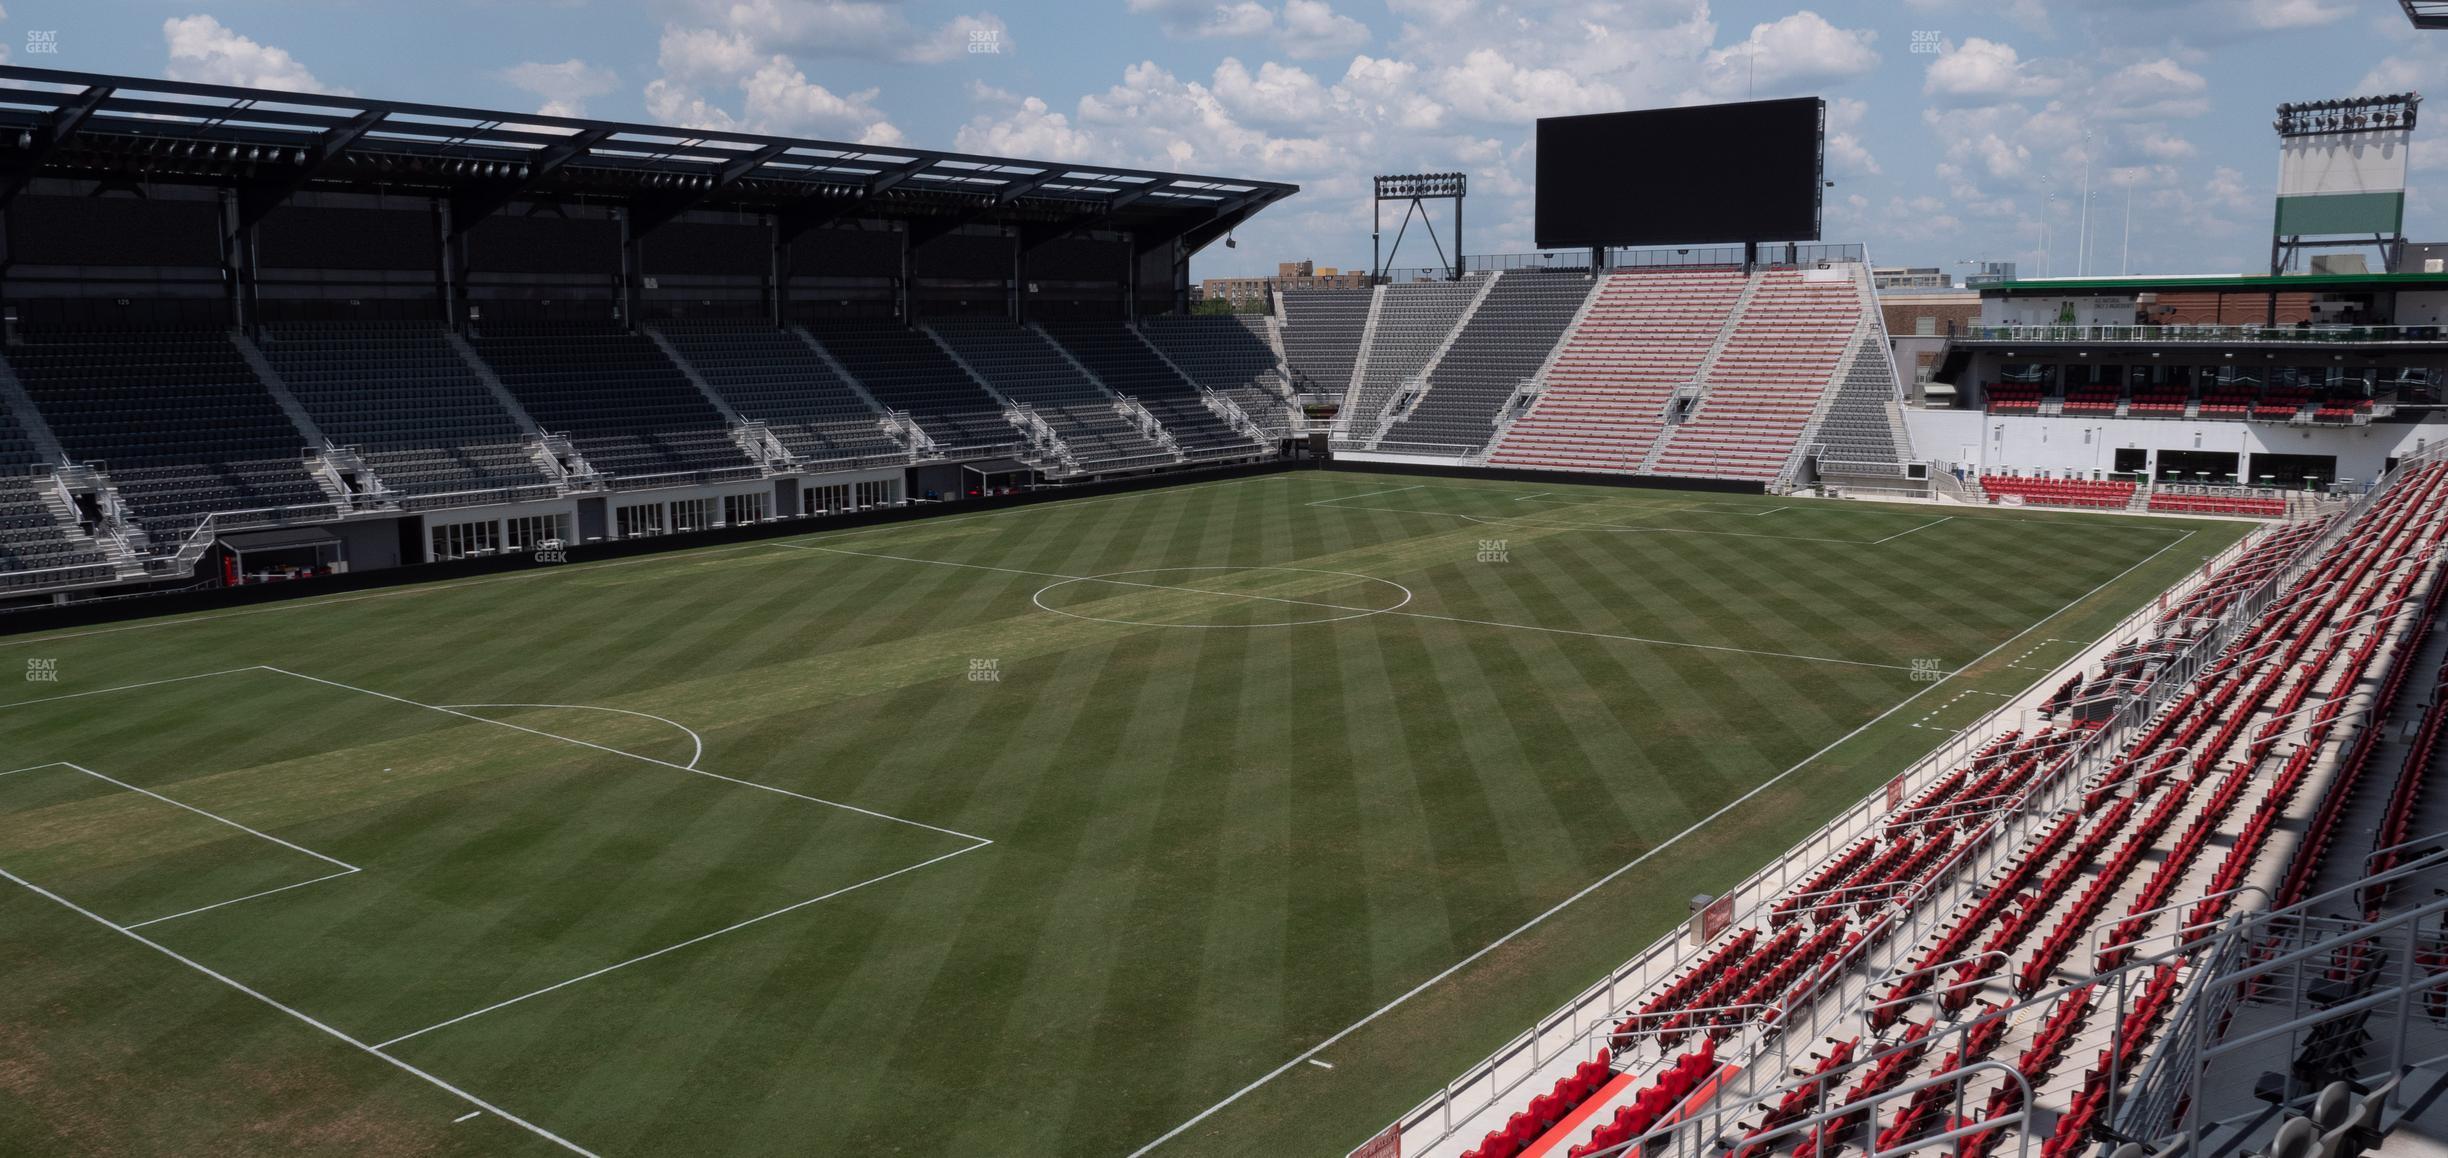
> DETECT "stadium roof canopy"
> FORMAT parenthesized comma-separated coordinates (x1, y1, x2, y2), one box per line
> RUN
(0, 65, 1297, 253)
(2404, 0, 2448, 29)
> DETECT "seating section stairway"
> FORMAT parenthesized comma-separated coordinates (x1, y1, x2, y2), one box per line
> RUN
(1650, 270, 1865, 481)
(1040, 322, 1262, 457)
(259, 322, 552, 500)
(926, 321, 1178, 472)
(1812, 340, 1911, 477)
(6, 328, 331, 544)
(1135, 315, 1293, 436)
(801, 322, 1016, 455)
(1484, 269, 1748, 473)
(649, 321, 903, 469)
(0, 405, 108, 589)
(1338, 277, 1486, 446)
(467, 324, 756, 484)
(1377, 270, 1595, 457)
(1276, 287, 1372, 399)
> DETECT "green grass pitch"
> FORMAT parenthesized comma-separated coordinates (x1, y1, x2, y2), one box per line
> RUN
(0, 471, 2250, 1156)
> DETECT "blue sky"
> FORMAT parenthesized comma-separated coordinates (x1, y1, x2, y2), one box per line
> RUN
(5, 1, 2442, 280)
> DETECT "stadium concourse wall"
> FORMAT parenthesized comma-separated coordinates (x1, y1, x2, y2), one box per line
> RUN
(0, 452, 1787, 637)
(0, 458, 1307, 638)
(1904, 407, 2445, 482)
(1319, 458, 1767, 494)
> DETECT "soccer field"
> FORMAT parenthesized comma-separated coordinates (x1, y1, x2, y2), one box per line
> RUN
(0, 470, 2250, 1157)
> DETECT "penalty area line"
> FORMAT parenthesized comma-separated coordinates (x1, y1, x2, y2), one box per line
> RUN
(256, 666, 992, 845)
(371, 839, 992, 1049)
(0, 865, 596, 1156)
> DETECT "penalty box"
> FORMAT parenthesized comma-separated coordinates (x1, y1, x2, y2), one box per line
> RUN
(0, 666, 988, 1052)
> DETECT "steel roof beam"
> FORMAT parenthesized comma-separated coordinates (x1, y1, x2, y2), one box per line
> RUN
(446, 126, 611, 234)
(774, 157, 932, 244)
(237, 107, 386, 228)
(906, 168, 1065, 248)
(0, 83, 109, 205)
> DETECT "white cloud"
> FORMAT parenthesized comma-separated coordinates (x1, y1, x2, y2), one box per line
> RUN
(1694, 11, 1879, 99)
(1127, 0, 1367, 59)
(1923, 37, 2045, 104)
(162, 14, 340, 94)
(955, 95, 1102, 160)
(2136, 131, 2197, 161)
(1431, 48, 1622, 123)
(1278, 0, 1369, 59)
(645, 56, 901, 145)
(1340, 55, 1444, 131)
(1826, 97, 1881, 177)
(2244, 0, 2348, 29)
(499, 58, 618, 118)
(664, 0, 1010, 64)
(658, 25, 762, 83)
(1076, 60, 1340, 174)
(1210, 58, 1335, 127)
(2096, 58, 2209, 120)
(1128, 0, 1272, 38)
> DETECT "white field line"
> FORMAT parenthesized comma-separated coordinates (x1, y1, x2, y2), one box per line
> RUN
(1752, 506, 1795, 518)
(0, 760, 366, 928)
(455, 1112, 484, 1124)
(1121, 526, 2201, 1157)
(258, 666, 992, 846)
(7, 666, 991, 1077)
(0, 667, 270, 710)
(0, 865, 596, 1156)
(371, 839, 992, 1049)
(1870, 516, 1955, 545)
(0, 473, 1300, 654)
(773, 543, 1921, 672)
(1505, 498, 1726, 515)
(53, 762, 356, 871)
(440, 704, 705, 771)
(124, 867, 364, 928)
(1305, 484, 1426, 506)
(1510, 492, 1553, 502)
(2, 762, 64, 777)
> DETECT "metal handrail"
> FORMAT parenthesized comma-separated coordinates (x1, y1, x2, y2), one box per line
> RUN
(1962, 322, 2448, 344)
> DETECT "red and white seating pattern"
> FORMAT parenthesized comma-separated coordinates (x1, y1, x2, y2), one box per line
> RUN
(1984, 384, 2042, 414)
(2146, 492, 2287, 518)
(1978, 476, 2135, 510)
(1650, 272, 1865, 482)
(1484, 269, 1747, 473)
(1425, 466, 2448, 1158)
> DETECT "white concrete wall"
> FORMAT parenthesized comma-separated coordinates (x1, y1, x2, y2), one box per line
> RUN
(1902, 408, 2447, 483)
(1980, 295, 2141, 327)
(2398, 290, 2448, 325)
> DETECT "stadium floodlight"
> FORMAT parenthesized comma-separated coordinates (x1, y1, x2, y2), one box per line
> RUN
(2403, 0, 2448, 29)
(2274, 93, 2419, 137)
(2272, 93, 2419, 274)
(1371, 171, 1469, 281)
